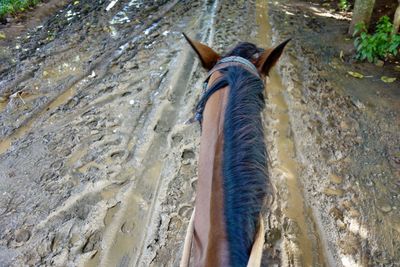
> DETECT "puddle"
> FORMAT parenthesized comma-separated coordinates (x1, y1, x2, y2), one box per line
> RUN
(0, 115, 36, 155)
(0, 84, 77, 155)
(0, 50, 90, 155)
(47, 84, 77, 111)
(256, 1, 317, 266)
(267, 69, 315, 266)
(106, 0, 119, 11)
(143, 22, 159, 35)
(85, 161, 163, 267)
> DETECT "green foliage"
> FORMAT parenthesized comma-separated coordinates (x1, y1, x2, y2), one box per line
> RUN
(354, 16, 400, 63)
(0, 0, 41, 18)
(339, 0, 349, 12)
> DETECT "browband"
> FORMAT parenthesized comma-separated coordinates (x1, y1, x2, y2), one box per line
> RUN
(203, 56, 260, 85)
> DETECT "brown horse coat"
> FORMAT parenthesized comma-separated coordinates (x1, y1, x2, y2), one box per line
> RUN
(194, 71, 230, 266)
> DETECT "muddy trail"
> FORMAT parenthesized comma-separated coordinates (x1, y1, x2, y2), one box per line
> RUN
(0, 0, 399, 266)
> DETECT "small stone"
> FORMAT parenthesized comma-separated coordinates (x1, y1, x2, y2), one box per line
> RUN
(0, 96, 7, 102)
(392, 221, 400, 234)
(351, 99, 365, 110)
(378, 203, 392, 213)
(375, 60, 384, 67)
(334, 150, 345, 161)
(336, 219, 346, 230)
(0, 32, 5, 39)
(340, 121, 349, 130)
(15, 229, 31, 243)
(323, 187, 344, 196)
(376, 197, 393, 213)
(342, 200, 353, 210)
(329, 207, 344, 221)
(339, 233, 360, 255)
(43, 70, 49, 77)
(121, 221, 135, 234)
(69, 233, 80, 245)
(348, 208, 360, 217)
(52, 249, 68, 266)
(330, 174, 343, 184)
(343, 157, 352, 163)
(150, 32, 160, 38)
(181, 159, 191, 165)
(26, 253, 41, 266)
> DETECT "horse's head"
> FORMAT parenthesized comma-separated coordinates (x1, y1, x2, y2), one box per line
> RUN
(183, 33, 290, 77)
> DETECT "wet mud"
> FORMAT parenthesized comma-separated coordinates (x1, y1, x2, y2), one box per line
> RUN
(268, 0, 400, 266)
(0, 0, 399, 266)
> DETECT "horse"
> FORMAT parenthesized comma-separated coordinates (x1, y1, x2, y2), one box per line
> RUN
(180, 33, 290, 267)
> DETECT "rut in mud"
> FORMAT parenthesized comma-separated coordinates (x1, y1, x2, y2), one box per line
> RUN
(0, 0, 399, 266)
(0, 1, 293, 266)
(0, 1, 209, 266)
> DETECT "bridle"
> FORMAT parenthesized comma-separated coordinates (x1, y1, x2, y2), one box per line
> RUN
(203, 56, 260, 84)
(188, 56, 262, 126)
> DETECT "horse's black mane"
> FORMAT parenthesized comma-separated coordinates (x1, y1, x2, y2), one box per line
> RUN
(224, 42, 264, 61)
(223, 67, 267, 266)
(197, 42, 268, 266)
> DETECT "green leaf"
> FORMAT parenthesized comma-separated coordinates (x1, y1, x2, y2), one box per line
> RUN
(354, 16, 400, 62)
(348, 71, 364, 78)
(381, 76, 396, 83)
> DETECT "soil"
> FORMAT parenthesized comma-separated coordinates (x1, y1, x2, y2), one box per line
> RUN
(0, 0, 399, 266)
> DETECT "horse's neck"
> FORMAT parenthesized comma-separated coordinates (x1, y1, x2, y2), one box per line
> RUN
(189, 71, 265, 266)
(193, 72, 230, 266)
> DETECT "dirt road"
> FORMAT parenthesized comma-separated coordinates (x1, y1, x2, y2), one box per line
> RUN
(0, 0, 399, 266)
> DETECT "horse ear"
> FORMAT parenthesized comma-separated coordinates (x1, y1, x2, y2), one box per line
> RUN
(182, 33, 220, 70)
(256, 39, 291, 76)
